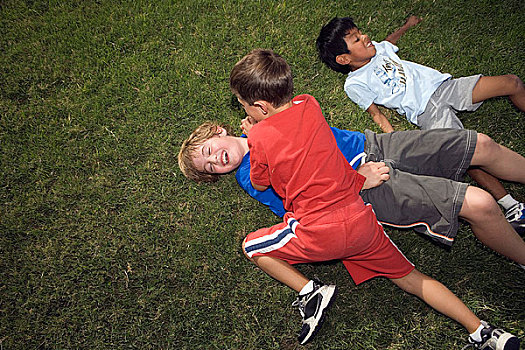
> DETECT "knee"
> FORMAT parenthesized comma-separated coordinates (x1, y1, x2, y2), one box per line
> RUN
(474, 132, 500, 160)
(473, 191, 499, 215)
(505, 74, 525, 93)
(461, 186, 500, 222)
(476, 132, 495, 148)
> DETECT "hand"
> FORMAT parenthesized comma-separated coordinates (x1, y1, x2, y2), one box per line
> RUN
(404, 15, 422, 29)
(357, 161, 390, 190)
(251, 181, 268, 192)
(241, 116, 257, 136)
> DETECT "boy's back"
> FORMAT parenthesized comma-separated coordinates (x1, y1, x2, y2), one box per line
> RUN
(249, 94, 365, 219)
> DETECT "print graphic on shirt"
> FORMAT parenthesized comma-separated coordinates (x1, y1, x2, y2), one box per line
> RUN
(374, 57, 406, 94)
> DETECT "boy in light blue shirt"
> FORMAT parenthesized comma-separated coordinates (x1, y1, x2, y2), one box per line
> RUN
(316, 16, 525, 233)
(344, 39, 451, 125)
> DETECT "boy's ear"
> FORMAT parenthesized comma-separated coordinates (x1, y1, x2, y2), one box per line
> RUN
(253, 100, 270, 115)
(216, 126, 227, 136)
(336, 53, 352, 66)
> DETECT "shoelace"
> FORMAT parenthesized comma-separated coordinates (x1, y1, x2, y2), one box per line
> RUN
(291, 297, 306, 318)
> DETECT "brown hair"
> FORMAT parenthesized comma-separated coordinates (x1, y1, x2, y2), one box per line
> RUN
(178, 121, 232, 183)
(230, 49, 293, 108)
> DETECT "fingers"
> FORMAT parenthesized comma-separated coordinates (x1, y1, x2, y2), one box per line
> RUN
(241, 116, 256, 126)
(367, 161, 386, 166)
(240, 116, 257, 135)
(370, 161, 389, 174)
(406, 15, 423, 27)
(371, 161, 390, 182)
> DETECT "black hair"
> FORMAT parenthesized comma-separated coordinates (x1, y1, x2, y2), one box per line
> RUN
(316, 17, 358, 74)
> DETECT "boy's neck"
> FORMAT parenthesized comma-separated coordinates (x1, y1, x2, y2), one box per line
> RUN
(265, 100, 294, 119)
(349, 58, 371, 72)
(239, 137, 249, 155)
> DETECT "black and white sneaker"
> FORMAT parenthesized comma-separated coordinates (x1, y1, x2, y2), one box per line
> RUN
(463, 321, 520, 350)
(505, 202, 525, 236)
(291, 281, 337, 345)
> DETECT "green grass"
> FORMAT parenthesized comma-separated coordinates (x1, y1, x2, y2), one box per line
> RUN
(1, 0, 524, 348)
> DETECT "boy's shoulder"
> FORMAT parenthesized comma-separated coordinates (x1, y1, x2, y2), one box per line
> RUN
(376, 40, 398, 51)
(366, 41, 398, 63)
(251, 94, 325, 138)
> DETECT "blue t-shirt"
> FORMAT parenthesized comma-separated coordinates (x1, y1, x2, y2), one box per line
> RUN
(343, 41, 451, 124)
(235, 127, 366, 217)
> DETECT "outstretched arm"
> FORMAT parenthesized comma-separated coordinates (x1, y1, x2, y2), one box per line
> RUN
(384, 16, 422, 45)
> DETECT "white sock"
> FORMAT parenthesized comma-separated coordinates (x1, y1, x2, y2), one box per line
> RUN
(469, 323, 485, 343)
(497, 194, 519, 211)
(299, 280, 314, 296)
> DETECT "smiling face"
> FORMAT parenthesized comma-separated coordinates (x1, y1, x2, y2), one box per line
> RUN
(340, 28, 376, 70)
(191, 133, 248, 175)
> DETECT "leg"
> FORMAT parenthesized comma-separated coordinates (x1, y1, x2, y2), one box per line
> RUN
(390, 269, 480, 333)
(252, 256, 309, 292)
(470, 133, 525, 184)
(472, 75, 525, 111)
(459, 186, 525, 264)
(468, 134, 525, 234)
(242, 238, 337, 345)
(242, 237, 309, 292)
(467, 168, 507, 201)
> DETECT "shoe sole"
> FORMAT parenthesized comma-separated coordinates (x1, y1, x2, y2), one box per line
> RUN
(299, 285, 338, 345)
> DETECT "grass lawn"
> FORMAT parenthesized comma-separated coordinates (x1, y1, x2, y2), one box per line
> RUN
(1, 0, 524, 348)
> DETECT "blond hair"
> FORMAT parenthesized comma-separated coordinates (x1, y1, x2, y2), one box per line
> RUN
(178, 121, 232, 183)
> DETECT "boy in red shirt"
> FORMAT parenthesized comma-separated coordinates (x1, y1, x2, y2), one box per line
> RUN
(230, 49, 519, 349)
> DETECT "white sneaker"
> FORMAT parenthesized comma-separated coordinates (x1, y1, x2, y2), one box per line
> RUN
(464, 321, 520, 350)
(292, 281, 337, 345)
(505, 202, 525, 236)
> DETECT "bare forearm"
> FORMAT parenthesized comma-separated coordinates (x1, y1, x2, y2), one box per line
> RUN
(367, 104, 394, 133)
(372, 114, 394, 133)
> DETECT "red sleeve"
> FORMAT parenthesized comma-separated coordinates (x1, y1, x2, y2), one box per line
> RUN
(248, 135, 271, 188)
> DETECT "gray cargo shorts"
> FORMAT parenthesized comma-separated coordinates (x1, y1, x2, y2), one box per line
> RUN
(360, 128, 477, 246)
